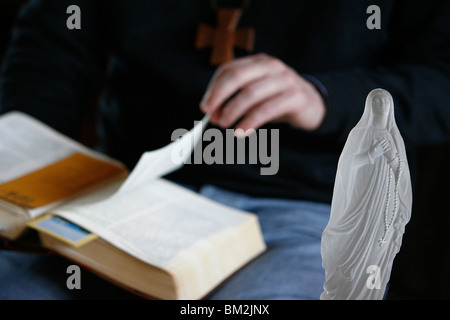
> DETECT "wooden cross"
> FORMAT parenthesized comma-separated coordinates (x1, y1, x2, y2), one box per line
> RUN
(196, 8, 255, 66)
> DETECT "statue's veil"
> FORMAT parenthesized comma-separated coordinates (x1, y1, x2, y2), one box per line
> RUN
(358, 88, 396, 130)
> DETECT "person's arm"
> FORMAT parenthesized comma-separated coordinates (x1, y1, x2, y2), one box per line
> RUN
(0, 0, 107, 139)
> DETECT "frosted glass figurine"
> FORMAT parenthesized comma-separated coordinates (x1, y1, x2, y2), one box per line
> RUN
(320, 89, 412, 300)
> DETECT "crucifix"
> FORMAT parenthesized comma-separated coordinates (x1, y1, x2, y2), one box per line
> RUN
(196, 8, 255, 66)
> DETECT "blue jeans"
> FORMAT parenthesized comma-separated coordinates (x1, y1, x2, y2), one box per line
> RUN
(0, 184, 331, 300)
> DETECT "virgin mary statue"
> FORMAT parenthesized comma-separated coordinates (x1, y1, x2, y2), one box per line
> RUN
(321, 89, 412, 300)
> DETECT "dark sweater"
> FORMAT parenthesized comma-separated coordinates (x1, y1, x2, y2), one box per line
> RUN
(1, 0, 450, 204)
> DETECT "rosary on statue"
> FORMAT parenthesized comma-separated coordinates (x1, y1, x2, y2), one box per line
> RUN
(379, 152, 403, 246)
(196, 0, 255, 65)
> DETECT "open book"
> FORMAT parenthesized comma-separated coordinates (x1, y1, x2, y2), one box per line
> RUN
(0, 112, 128, 240)
(0, 111, 266, 300)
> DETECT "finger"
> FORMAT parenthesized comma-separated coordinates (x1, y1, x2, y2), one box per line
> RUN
(200, 56, 258, 113)
(200, 54, 283, 115)
(234, 90, 299, 134)
(216, 74, 289, 128)
(210, 108, 222, 124)
(201, 56, 255, 106)
(375, 138, 382, 147)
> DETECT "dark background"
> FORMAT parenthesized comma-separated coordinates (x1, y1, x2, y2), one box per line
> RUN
(1, 1, 449, 300)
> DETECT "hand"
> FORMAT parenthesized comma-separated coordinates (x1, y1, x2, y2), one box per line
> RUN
(369, 138, 391, 160)
(200, 53, 327, 136)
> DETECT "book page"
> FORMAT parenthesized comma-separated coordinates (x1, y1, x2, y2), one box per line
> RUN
(118, 115, 210, 192)
(0, 112, 94, 184)
(55, 179, 249, 268)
